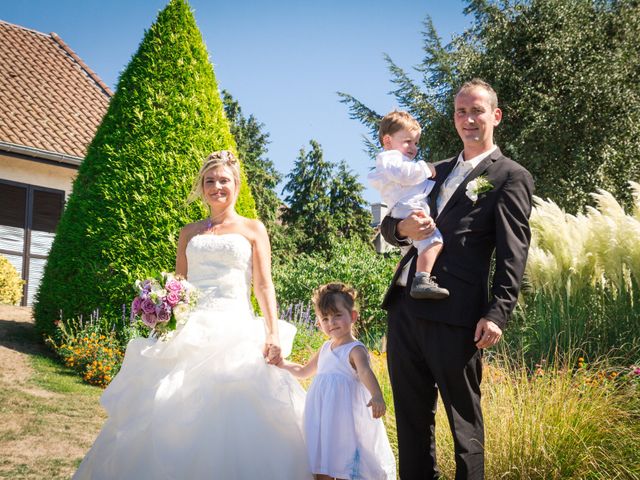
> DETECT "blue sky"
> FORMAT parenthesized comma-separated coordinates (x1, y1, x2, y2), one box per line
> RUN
(1, 0, 471, 204)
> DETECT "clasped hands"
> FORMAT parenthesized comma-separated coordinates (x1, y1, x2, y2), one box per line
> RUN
(263, 342, 282, 365)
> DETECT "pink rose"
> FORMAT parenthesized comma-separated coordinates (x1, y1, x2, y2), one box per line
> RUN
(142, 312, 157, 328)
(131, 296, 143, 315)
(165, 291, 180, 307)
(156, 303, 172, 323)
(165, 279, 182, 293)
(141, 298, 156, 314)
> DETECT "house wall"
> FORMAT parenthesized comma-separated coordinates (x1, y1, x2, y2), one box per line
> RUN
(0, 153, 78, 305)
(0, 153, 77, 198)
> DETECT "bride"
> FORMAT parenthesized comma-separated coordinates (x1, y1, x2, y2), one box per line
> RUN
(74, 151, 312, 479)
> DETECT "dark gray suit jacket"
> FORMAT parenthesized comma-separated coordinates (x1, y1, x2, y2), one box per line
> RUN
(381, 147, 534, 330)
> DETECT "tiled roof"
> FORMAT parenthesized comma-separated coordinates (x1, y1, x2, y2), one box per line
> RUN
(0, 20, 112, 161)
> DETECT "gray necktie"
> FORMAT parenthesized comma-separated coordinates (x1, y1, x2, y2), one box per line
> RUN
(437, 161, 474, 212)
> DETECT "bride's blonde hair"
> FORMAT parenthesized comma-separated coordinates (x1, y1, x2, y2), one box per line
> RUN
(188, 150, 241, 207)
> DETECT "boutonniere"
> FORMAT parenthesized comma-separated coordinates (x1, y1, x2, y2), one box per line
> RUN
(465, 175, 493, 204)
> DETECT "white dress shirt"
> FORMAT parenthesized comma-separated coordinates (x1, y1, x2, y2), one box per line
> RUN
(436, 146, 497, 213)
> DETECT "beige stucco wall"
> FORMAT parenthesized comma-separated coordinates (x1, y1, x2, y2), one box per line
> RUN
(0, 153, 77, 197)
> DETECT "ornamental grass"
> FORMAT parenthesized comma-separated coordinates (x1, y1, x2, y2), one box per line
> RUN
(510, 182, 640, 362)
(368, 352, 640, 479)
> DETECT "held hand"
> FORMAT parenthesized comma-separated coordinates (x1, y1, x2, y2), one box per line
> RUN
(397, 211, 436, 241)
(263, 341, 282, 365)
(474, 318, 502, 349)
(366, 395, 386, 419)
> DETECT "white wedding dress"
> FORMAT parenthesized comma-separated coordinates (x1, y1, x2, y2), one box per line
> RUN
(74, 233, 312, 479)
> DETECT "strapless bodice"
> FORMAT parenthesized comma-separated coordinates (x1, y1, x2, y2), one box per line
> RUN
(186, 233, 252, 310)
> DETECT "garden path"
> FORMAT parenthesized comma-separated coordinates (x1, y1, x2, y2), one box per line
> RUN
(0, 305, 104, 479)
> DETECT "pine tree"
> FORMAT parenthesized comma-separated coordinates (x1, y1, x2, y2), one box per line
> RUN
(282, 140, 372, 254)
(34, 0, 256, 334)
(330, 161, 372, 243)
(282, 140, 334, 252)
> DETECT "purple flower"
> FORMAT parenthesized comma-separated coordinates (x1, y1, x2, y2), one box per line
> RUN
(633, 367, 640, 376)
(165, 279, 182, 293)
(141, 298, 157, 314)
(131, 296, 143, 315)
(142, 312, 157, 328)
(166, 291, 180, 307)
(156, 303, 172, 323)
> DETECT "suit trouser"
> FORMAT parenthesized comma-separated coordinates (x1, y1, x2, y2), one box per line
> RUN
(386, 289, 484, 480)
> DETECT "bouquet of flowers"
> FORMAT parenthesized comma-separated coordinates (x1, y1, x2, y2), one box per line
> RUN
(130, 272, 198, 339)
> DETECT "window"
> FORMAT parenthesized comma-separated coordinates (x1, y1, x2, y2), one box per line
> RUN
(0, 180, 65, 305)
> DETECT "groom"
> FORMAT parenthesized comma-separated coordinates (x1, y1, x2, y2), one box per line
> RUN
(381, 79, 534, 479)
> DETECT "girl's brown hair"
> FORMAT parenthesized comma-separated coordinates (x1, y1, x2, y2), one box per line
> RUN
(312, 282, 359, 318)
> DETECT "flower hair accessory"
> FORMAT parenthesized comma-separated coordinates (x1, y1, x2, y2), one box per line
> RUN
(465, 175, 493, 204)
(205, 150, 237, 165)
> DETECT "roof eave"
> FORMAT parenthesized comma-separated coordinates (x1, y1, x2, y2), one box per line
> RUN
(0, 141, 82, 166)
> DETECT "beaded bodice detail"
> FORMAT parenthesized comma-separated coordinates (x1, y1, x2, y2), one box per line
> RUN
(185, 233, 252, 311)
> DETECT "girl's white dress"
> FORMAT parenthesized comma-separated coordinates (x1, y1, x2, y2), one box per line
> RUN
(305, 340, 396, 480)
(73, 233, 312, 480)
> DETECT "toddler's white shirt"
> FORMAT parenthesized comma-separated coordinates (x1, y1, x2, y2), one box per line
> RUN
(368, 150, 433, 208)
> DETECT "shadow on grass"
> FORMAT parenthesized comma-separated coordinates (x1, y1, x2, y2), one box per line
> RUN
(0, 319, 49, 356)
(0, 316, 100, 395)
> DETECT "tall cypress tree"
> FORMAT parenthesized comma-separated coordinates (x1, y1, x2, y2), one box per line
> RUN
(34, 0, 256, 334)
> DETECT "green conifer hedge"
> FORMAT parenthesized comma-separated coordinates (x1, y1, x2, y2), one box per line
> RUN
(34, 0, 256, 335)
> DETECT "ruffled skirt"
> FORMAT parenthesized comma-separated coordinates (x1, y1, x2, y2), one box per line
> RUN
(73, 300, 311, 479)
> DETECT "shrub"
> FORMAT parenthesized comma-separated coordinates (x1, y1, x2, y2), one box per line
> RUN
(280, 302, 326, 364)
(273, 238, 398, 344)
(0, 254, 23, 305)
(34, 0, 256, 336)
(46, 312, 132, 388)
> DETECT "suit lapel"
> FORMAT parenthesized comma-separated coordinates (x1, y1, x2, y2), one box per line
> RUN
(436, 148, 501, 222)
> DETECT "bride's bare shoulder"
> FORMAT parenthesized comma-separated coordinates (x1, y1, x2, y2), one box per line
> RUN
(179, 220, 206, 243)
(236, 217, 267, 242)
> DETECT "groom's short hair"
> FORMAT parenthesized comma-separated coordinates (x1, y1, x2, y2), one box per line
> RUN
(456, 78, 498, 110)
(378, 110, 421, 146)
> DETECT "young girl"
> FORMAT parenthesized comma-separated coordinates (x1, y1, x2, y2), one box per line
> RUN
(277, 282, 396, 480)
